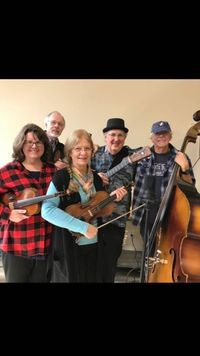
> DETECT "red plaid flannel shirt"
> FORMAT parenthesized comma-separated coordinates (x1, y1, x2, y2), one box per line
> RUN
(0, 160, 56, 257)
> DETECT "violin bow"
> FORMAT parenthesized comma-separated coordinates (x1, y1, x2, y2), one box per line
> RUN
(70, 204, 145, 240)
(97, 204, 145, 229)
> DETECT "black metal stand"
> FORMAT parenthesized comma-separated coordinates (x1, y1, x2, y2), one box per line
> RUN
(139, 200, 151, 283)
(139, 175, 156, 283)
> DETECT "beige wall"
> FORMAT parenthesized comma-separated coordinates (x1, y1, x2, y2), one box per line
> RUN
(0, 79, 200, 190)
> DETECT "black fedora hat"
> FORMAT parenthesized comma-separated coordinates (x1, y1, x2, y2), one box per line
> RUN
(103, 118, 129, 133)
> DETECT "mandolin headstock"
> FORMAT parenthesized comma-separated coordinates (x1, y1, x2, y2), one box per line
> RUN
(129, 146, 151, 163)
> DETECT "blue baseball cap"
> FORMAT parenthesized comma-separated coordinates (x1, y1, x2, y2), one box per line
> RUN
(151, 121, 172, 134)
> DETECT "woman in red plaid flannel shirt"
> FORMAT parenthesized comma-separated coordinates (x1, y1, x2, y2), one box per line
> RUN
(0, 123, 56, 282)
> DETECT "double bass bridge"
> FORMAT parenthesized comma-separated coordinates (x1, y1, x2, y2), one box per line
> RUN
(145, 249, 168, 269)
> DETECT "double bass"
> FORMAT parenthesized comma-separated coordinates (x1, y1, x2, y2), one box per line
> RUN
(147, 119, 200, 283)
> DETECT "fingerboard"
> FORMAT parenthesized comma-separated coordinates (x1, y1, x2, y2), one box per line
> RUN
(104, 146, 151, 179)
(105, 157, 131, 178)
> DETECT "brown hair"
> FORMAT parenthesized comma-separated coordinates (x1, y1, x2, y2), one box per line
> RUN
(12, 123, 51, 162)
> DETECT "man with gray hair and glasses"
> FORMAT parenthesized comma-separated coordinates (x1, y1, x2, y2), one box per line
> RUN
(44, 111, 67, 282)
(44, 111, 67, 170)
(91, 118, 140, 282)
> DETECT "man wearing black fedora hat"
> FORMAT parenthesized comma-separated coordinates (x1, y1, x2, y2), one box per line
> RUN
(91, 118, 140, 282)
(102, 118, 129, 134)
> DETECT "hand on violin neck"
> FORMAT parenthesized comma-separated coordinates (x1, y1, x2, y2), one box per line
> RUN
(9, 209, 29, 223)
(85, 224, 98, 239)
(110, 186, 127, 202)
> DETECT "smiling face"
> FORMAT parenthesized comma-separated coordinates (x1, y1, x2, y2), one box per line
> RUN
(45, 112, 65, 139)
(104, 129, 127, 155)
(23, 132, 45, 162)
(151, 131, 172, 153)
(70, 138, 93, 172)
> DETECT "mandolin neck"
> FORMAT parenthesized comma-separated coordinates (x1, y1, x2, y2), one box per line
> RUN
(105, 157, 130, 178)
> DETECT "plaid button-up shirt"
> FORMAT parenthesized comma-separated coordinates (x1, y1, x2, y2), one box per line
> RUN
(131, 144, 195, 226)
(0, 160, 56, 257)
(91, 145, 138, 228)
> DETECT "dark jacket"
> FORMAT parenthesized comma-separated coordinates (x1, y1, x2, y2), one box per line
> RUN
(44, 131, 65, 162)
(49, 141, 65, 163)
(50, 168, 104, 282)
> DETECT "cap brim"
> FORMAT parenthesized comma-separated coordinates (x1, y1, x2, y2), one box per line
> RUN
(152, 129, 170, 134)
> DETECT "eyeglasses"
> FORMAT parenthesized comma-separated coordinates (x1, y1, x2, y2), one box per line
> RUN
(24, 140, 43, 147)
(73, 147, 92, 153)
(48, 120, 64, 128)
(107, 133, 126, 139)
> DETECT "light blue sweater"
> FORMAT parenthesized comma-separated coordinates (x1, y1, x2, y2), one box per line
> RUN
(41, 181, 97, 245)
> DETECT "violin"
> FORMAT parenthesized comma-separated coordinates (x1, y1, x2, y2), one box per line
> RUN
(65, 183, 131, 222)
(2, 188, 66, 216)
(65, 191, 116, 222)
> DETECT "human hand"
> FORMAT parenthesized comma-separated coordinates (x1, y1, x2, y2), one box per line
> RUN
(98, 172, 109, 186)
(9, 209, 29, 222)
(84, 224, 98, 238)
(175, 152, 189, 171)
(55, 159, 67, 170)
(111, 186, 127, 202)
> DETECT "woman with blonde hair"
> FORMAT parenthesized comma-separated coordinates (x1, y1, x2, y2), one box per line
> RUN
(42, 129, 127, 282)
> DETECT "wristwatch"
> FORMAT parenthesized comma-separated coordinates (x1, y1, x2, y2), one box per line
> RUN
(181, 169, 190, 175)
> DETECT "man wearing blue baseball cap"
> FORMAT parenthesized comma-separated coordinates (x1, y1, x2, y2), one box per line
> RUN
(131, 120, 196, 259)
(151, 120, 172, 134)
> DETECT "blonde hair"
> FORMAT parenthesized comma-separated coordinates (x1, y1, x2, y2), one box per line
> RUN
(64, 129, 94, 164)
(64, 129, 94, 194)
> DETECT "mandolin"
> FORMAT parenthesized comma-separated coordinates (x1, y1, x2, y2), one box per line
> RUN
(105, 146, 151, 178)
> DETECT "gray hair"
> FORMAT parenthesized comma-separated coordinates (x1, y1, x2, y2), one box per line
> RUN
(44, 111, 65, 127)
